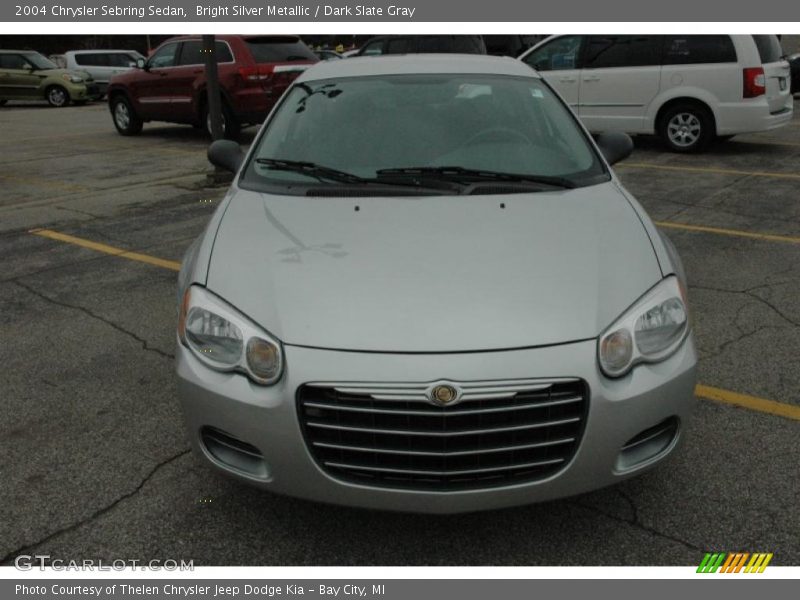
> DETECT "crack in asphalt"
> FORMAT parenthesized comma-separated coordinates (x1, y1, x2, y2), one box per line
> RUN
(744, 291, 800, 328)
(13, 280, 175, 360)
(655, 173, 753, 222)
(0, 449, 191, 566)
(571, 491, 704, 554)
(54, 206, 103, 220)
(689, 282, 800, 361)
(698, 325, 785, 363)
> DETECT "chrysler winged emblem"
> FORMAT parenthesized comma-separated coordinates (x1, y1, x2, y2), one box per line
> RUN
(429, 383, 459, 406)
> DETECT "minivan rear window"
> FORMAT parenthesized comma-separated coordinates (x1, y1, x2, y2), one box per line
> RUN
(752, 35, 783, 64)
(662, 35, 737, 65)
(245, 36, 317, 63)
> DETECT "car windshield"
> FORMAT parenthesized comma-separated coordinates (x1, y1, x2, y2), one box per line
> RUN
(242, 73, 608, 195)
(24, 52, 59, 70)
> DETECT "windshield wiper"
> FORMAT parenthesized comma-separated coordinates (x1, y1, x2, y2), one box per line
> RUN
(255, 158, 367, 184)
(254, 158, 463, 192)
(375, 166, 577, 189)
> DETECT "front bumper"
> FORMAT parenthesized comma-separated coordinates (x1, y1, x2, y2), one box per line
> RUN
(177, 336, 697, 513)
(63, 82, 89, 100)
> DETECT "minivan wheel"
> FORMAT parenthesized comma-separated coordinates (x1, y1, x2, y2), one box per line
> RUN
(203, 102, 241, 140)
(111, 95, 143, 135)
(658, 104, 713, 152)
(46, 85, 70, 107)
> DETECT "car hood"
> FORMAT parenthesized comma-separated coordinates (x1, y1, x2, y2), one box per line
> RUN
(206, 182, 662, 352)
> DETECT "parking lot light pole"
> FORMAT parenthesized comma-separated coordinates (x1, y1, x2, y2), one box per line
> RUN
(203, 35, 224, 141)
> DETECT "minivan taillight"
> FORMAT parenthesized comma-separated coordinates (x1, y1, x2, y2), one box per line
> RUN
(743, 67, 766, 98)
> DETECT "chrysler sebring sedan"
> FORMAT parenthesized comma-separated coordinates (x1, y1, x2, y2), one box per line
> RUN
(176, 55, 697, 513)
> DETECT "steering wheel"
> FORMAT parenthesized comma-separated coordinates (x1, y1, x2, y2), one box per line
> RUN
(462, 127, 532, 147)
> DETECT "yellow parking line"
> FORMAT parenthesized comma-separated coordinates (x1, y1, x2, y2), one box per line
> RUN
(0, 175, 92, 194)
(620, 162, 800, 181)
(29, 228, 181, 271)
(695, 384, 800, 421)
(738, 139, 800, 148)
(655, 221, 800, 245)
(27, 228, 800, 423)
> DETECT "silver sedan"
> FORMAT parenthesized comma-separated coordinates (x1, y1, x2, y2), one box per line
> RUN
(176, 55, 697, 513)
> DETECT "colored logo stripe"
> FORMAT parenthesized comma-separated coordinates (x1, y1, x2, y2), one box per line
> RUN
(697, 553, 726, 573)
(697, 552, 773, 573)
(746, 553, 773, 573)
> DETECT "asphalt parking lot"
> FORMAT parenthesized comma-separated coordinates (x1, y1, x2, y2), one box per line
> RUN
(1, 95, 798, 567)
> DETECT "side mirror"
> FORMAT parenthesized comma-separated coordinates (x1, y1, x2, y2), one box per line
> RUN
(595, 132, 633, 166)
(135, 57, 146, 69)
(208, 140, 243, 174)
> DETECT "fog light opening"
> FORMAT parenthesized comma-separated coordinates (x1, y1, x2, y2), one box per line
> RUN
(200, 426, 270, 480)
(615, 417, 679, 472)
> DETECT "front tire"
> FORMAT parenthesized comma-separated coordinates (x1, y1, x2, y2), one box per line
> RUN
(46, 85, 70, 108)
(110, 95, 143, 135)
(658, 103, 714, 153)
(203, 101, 240, 140)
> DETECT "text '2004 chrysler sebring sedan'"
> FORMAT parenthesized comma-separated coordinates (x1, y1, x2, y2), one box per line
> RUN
(176, 55, 697, 513)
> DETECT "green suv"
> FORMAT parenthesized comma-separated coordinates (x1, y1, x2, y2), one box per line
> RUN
(0, 50, 97, 107)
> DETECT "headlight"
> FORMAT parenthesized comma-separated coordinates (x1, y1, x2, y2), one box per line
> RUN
(598, 276, 689, 378)
(62, 73, 83, 83)
(178, 286, 284, 385)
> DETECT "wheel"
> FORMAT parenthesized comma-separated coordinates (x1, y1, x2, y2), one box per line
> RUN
(110, 95, 143, 135)
(0, 100, 7, 107)
(658, 103, 714, 152)
(203, 101, 240, 140)
(46, 85, 70, 107)
(463, 126, 531, 146)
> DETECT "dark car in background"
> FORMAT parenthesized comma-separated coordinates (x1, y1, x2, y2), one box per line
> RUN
(789, 53, 800, 94)
(483, 35, 547, 57)
(315, 49, 343, 61)
(107, 35, 317, 139)
(355, 35, 486, 56)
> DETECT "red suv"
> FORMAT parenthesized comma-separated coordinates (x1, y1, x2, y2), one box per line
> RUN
(107, 35, 317, 138)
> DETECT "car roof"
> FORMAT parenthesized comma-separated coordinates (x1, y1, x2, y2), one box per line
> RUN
(67, 49, 140, 54)
(165, 34, 301, 42)
(297, 54, 539, 83)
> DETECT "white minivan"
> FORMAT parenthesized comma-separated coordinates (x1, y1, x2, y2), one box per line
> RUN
(519, 35, 793, 151)
(61, 49, 145, 97)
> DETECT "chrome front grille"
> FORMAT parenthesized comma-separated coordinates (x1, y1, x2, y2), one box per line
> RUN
(297, 378, 588, 491)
